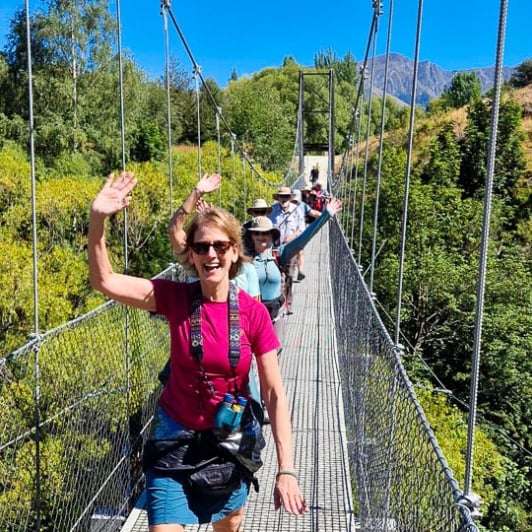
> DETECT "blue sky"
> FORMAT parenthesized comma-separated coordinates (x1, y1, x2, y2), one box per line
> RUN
(0, 0, 530, 87)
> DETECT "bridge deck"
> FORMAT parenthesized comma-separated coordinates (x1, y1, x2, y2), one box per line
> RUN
(123, 225, 355, 531)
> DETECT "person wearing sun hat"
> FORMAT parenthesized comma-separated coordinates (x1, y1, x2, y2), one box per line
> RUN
(290, 189, 321, 282)
(247, 195, 343, 324)
(241, 198, 274, 254)
(269, 187, 304, 312)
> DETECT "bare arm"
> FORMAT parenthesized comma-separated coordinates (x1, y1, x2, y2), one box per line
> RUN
(88, 172, 156, 311)
(167, 173, 221, 255)
(256, 351, 308, 515)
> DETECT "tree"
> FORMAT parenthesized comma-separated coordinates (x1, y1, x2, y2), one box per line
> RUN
(223, 76, 294, 171)
(508, 58, 532, 88)
(314, 48, 357, 85)
(459, 97, 526, 208)
(442, 71, 482, 109)
(420, 121, 461, 187)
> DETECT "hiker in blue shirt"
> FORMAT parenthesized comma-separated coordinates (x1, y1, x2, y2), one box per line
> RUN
(245, 197, 342, 343)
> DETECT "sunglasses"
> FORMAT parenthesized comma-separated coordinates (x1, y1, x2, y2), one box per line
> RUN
(277, 195, 292, 200)
(190, 240, 234, 255)
(250, 209, 269, 215)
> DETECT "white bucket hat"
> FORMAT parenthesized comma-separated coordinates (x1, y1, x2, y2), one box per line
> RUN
(246, 216, 281, 241)
(273, 186, 295, 201)
(247, 198, 273, 215)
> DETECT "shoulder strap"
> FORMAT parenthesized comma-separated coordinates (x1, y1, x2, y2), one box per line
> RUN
(190, 282, 241, 368)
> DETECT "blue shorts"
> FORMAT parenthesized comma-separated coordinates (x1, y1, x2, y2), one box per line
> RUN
(146, 406, 250, 525)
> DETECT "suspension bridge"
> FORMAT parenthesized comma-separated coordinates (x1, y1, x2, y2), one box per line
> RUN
(1, 0, 524, 530)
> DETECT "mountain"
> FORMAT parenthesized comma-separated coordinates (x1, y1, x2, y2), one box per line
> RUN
(371, 53, 515, 106)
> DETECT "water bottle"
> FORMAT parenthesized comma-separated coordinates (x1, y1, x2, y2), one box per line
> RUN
(214, 393, 235, 433)
(232, 396, 248, 428)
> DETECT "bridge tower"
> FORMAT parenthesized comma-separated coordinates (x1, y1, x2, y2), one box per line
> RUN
(297, 69, 335, 185)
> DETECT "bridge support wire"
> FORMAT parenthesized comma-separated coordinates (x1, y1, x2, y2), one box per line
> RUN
(329, 219, 478, 531)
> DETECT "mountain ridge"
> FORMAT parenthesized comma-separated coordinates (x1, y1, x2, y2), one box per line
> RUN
(371, 52, 516, 106)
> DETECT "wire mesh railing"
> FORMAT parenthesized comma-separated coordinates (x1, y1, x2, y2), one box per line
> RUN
(0, 265, 185, 531)
(328, 219, 477, 532)
(1, 231, 479, 530)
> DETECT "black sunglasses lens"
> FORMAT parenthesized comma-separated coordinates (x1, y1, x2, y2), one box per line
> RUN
(191, 241, 232, 255)
(213, 241, 232, 253)
(191, 242, 209, 254)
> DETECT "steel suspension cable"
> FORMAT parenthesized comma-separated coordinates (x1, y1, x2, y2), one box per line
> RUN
(464, 0, 509, 501)
(394, 0, 423, 346)
(193, 66, 202, 178)
(370, 0, 394, 293)
(242, 154, 247, 214)
(161, 0, 174, 213)
(114, 0, 133, 504)
(164, 7, 280, 188)
(358, 28, 379, 266)
(24, 1, 41, 527)
(338, 8, 380, 180)
(216, 107, 222, 205)
(230, 133, 237, 213)
(349, 102, 364, 249)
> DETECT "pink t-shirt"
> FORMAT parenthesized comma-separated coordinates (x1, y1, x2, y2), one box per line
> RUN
(152, 279, 280, 430)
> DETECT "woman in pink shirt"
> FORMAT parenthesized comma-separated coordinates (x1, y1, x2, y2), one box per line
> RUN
(88, 172, 307, 532)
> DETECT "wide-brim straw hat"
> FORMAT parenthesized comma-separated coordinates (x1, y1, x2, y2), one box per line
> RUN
(247, 198, 273, 215)
(246, 216, 281, 241)
(273, 186, 295, 201)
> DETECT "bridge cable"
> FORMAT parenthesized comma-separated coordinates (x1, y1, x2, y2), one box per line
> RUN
(114, 0, 134, 503)
(24, 1, 42, 527)
(337, 9, 380, 182)
(369, 0, 394, 293)
(357, 21, 379, 266)
(163, 6, 283, 189)
(464, 0, 509, 500)
(349, 85, 364, 250)
(216, 106, 223, 205)
(394, 0, 424, 346)
(230, 133, 237, 213)
(193, 66, 202, 178)
(161, 0, 174, 213)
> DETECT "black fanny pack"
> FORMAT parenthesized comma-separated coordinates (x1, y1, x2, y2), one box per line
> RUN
(142, 431, 243, 495)
(142, 401, 264, 495)
(262, 295, 285, 321)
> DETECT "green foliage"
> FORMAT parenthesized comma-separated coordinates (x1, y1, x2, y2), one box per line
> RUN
(418, 388, 530, 531)
(420, 121, 461, 187)
(509, 59, 532, 88)
(442, 72, 482, 109)
(223, 75, 295, 171)
(314, 48, 358, 85)
(130, 121, 165, 162)
(459, 97, 527, 208)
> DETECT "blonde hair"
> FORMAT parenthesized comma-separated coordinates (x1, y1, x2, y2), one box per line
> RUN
(178, 207, 249, 279)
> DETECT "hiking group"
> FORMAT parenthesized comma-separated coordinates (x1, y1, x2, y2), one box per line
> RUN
(88, 171, 341, 531)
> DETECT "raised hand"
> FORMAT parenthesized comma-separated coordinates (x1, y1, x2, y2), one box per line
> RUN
(92, 172, 137, 217)
(325, 197, 342, 217)
(195, 198, 214, 213)
(196, 173, 222, 195)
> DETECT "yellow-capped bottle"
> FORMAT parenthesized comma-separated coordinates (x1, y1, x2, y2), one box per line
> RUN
(232, 396, 248, 428)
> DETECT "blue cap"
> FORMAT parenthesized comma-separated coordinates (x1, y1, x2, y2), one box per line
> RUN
(236, 396, 248, 407)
